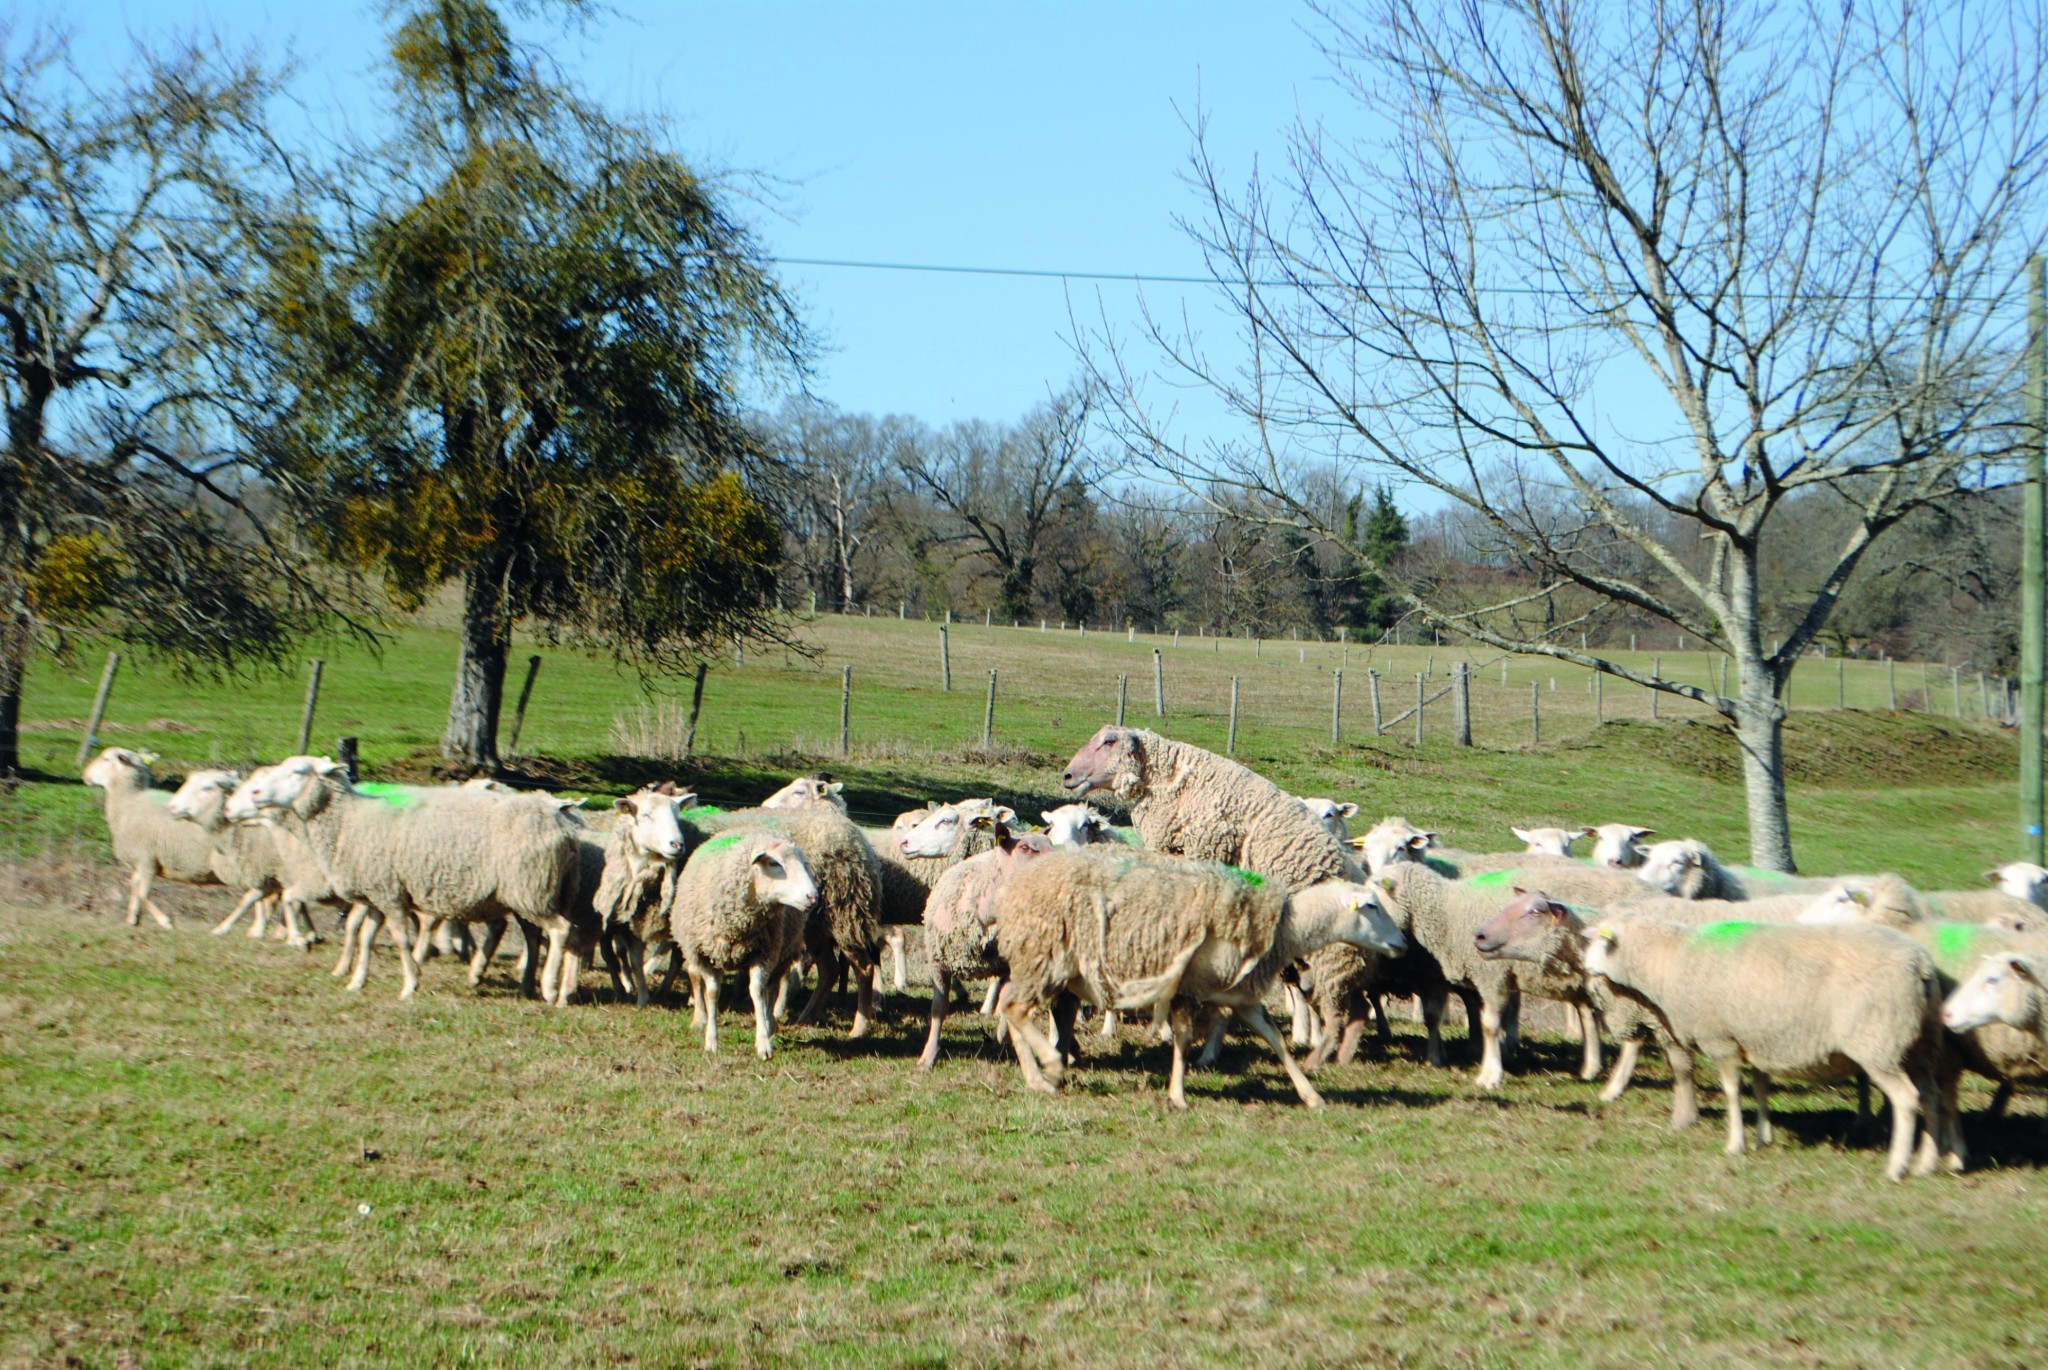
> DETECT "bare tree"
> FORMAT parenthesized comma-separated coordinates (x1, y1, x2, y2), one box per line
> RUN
(1088, 0, 2048, 868)
(768, 399, 914, 613)
(896, 386, 1095, 622)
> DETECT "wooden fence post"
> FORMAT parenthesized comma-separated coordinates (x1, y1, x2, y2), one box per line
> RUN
(76, 650, 120, 768)
(1453, 661, 1471, 746)
(503, 655, 541, 756)
(1594, 670, 1603, 724)
(1368, 669, 1383, 734)
(296, 657, 326, 755)
(1331, 669, 1344, 745)
(1837, 658, 1845, 710)
(1227, 677, 1240, 756)
(1887, 658, 1897, 710)
(1649, 657, 1659, 720)
(840, 666, 852, 757)
(1952, 665, 1962, 718)
(1116, 674, 1128, 726)
(1414, 672, 1425, 746)
(1530, 681, 1540, 747)
(940, 625, 951, 691)
(983, 669, 997, 749)
(1153, 648, 1166, 717)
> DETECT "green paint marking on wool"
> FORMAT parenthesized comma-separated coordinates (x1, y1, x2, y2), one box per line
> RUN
(1465, 870, 1513, 888)
(1691, 921, 1763, 948)
(1935, 922, 1982, 964)
(680, 805, 724, 821)
(1228, 866, 1265, 888)
(353, 782, 417, 809)
(1110, 827, 1142, 847)
(1424, 857, 1461, 879)
(698, 834, 743, 856)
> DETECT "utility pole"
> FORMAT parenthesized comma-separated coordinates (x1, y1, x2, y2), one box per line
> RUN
(2026, 256, 2046, 860)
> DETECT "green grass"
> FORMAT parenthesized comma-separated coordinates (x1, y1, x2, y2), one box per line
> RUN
(1, 613, 2042, 1364)
(2, 904, 2045, 1367)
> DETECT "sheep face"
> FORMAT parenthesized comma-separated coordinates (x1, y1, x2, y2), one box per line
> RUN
(1989, 862, 2048, 908)
(1581, 924, 1622, 979)
(1473, 890, 1573, 963)
(1634, 839, 1704, 894)
(235, 755, 345, 818)
(165, 769, 241, 822)
(1039, 803, 1111, 847)
(953, 797, 1018, 826)
(899, 804, 976, 858)
(1941, 952, 2042, 1032)
(1351, 817, 1434, 875)
(1298, 797, 1359, 840)
(1588, 824, 1654, 869)
(82, 747, 155, 789)
(891, 807, 934, 830)
(1325, 884, 1408, 955)
(761, 774, 846, 811)
(1512, 826, 1578, 858)
(1060, 725, 1143, 799)
(614, 786, 695, 860)
(749, 839, 818, 912)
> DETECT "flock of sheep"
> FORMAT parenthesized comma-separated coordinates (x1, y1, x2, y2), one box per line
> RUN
(80, 723, 2048, 1181)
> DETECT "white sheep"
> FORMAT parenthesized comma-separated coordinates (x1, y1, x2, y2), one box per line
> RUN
(82, 747, 220, 929)
(1352, 816, 1436, 876)
(761, 774, 845, 811)
(1295, 796, 1359, 842)
(1039, 802, 1116, 847)
(234, 756, 585, 1002)
(588, 782, 697, 1006)
(1588, 824, 1655, 869)
(916, 823, 1056, 1069)
(1634, 838, 1846, 901)
(1990, 861, 2048, 907)
(1582, 916, 1957, 1180)
(992, 848, 1405, 1109)
(164, 768, 303, 947)
(667, 826, 818, 1057)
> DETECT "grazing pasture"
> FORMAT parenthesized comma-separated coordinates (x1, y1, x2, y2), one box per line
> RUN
(1, 613, 2043, 1364)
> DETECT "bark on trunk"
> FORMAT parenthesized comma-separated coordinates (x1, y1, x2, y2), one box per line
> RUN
(0, 618, 24, 776)
(1733, 690, 1794, 871)
(441, 556, 513, 771)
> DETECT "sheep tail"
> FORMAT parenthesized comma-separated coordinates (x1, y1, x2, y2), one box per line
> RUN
(1113, 938, 1206, 1014)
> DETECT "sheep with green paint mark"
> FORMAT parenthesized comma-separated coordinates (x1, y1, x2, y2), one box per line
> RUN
(666, 826, 819, 1058)
(1581, 916, 1959, 1180)
(917, 824, 1056, 1070)
(991, 847, 1404, 1109)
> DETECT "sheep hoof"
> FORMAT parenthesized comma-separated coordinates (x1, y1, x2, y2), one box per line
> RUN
(848, 1017, 871, 1040)
(756, 1045, 774, 1061)
(1026, 1078, 1060, 1097)
(1598, 1082, 1626, 1103)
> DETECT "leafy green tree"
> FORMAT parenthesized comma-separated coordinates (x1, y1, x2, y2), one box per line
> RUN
(267, 0, 808, 769)
(0, 29, 346, 774)
(1338, 486, 1408, 635)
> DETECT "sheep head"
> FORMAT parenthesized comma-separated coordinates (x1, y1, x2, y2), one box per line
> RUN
(165, 769, 243, 823)
(1039, 802, 1112, 847)
(1589, 823, 1655, 869)
(1511, 826, 1578, 859)
(82, 747, 157, 789)
(1988, 861, 2048, 909)
(1474, 889, 1576, 964)
(613, 784, 695, 861)
(761, 774, 846, 812)
(1060, 726, 1144, 799)
(1351, 817, 1435, 876)
(1634, 839, 1707, 894)
(748, 837, 818, 912)
(1942, 952, 2044, 1032)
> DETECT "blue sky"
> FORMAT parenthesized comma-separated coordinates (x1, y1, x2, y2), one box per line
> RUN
(39, 0, 1346, 432)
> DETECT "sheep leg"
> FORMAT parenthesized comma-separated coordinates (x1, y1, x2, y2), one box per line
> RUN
(998, 987, 1062, 1095)
(701, 971, 721, 1053)
(1334, 1012, 1367, 1066)
(1866, 1067, 1921, 1182)
(1576, 1004, 1604, 1081)
(749, 962, 775, 1059)
(1193, 1011, 1229, 1069)
(411, 916, 441, 966)
(1931, 1051, 1967, 1174)
(1666, 1046, 1700, 1130)
(979, 979, 1002, 1016)
(1987, 1080, 2014, 1118)
(513, 918, 541, 999)
(468, 920, 505, 987)
(1474, 997, 1506, 1090)
(554, 929, 587, 1007)
(1560, 1002, 1583, 1046)
(1369, 993, 1392, 1044)
(347, 909, 381, 992)
(123, 867, 144, 926)
(212, 887, 264, 936)
(917, 969, 951, 1071)
(1051, 992, 1080, 1065)
(887, 930, 908, 993)
(795, 956, 836, 1026)
(280, 896, 317, 949)
(1751, 1071, 1773, 1147)
(690, 970, 708, 1027)
(135, 867, 175, 930)
(772, 966, 797, 1020)
(539, 925, 567, 1004)
(1419, 989, 1448, 1067)
(1600, 1040, 1643, 1103)
(1098, 1006, 1121, 1041)
(1501, 994, 1521, 1059)
(333, 903, 368, 977)
(249, 893, 277, 940)
(1717, 1058, 1748, 1155)
(1165, 1005, 1193, 1111)
(600, 927, 628, 998)
(1242, 1003, 1324, 1109)
(1285, 982, 1312, 1049)
(390, 907, 422, 1000)
(652, 945, 682, 1002)
(848, 962, 875, 1039)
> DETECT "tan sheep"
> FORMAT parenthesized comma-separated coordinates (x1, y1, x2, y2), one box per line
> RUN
(916, 824, 1056, 1070)
(83, 747, 221, 929)
(165, 768, 297, 945)
(1942, 952, 2048, 1044)
(666, 827, 819, 1058)
(992, 848, 1404, 1109)
(1582, 917, 1957, 1180)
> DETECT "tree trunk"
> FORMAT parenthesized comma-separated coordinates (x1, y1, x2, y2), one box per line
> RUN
(1733, 683, 1794, 871)
(0, 611, 26, 775)
(441, 555, 513, 771)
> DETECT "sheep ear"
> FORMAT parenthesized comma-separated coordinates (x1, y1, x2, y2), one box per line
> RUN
(2011, 956, 2039, 983)
(614, 798, 637, 816)
(673, 790, 698, 809)
(1040, 810, 1055, 824)
(1336, 802, 1358, 818)
(1983, 868, 2003, 885)
(826, 781, 844, 796)
(1406, 835, 1432, 851)
(994, 805, 1018, 824)
(992, 819, 1012, 843)
(1637, 828, 1656, 838)
(1511, 885, 1527, 897)
(1512, 828, 1532, 841)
